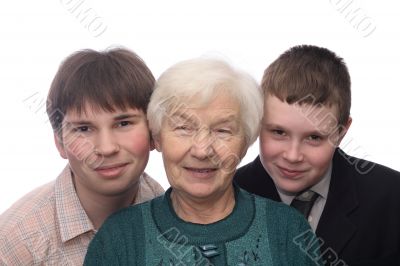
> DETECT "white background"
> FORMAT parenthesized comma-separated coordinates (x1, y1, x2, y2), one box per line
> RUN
(1, 0, 399, 213)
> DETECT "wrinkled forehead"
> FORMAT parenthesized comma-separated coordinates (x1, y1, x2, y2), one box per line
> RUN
(165, 89, 236, 110)
(162, 92, 241, 125)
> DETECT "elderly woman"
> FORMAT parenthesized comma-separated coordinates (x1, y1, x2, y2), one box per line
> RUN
(84, 58, 320, 265)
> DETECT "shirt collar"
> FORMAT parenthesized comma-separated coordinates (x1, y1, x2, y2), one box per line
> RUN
(55, 165, 95, 242)
(276, 162, 332, 205)
(134, 172, 156, 204)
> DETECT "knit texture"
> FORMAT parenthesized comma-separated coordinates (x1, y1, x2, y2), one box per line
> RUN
(85, 187, 321, 265)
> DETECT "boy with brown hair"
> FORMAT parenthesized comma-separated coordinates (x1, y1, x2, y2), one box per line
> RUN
(235, 45, 400, 265)
(0, 48, 164, 265)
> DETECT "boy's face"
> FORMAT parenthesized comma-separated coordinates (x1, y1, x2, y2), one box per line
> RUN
(55, 103, 151, 198)
(259, 95, 350, 194)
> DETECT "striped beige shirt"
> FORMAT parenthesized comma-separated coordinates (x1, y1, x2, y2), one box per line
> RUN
(0, 166, 164, 265)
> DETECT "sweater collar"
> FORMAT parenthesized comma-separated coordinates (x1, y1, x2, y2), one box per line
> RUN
(152, 185, 255, 245)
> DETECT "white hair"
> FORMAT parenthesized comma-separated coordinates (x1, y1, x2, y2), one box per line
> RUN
(147, 57, 263, 146)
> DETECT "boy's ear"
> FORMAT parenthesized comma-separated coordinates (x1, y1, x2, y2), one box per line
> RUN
(338, 117, 352, 144)
(54, 133, 67, 159)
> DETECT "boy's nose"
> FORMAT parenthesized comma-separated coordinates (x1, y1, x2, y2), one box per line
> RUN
(282, 142, 304, 162)
(94, 131, 120, 156)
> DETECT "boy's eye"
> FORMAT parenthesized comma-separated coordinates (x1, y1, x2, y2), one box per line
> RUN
(272, 129, 285, 136)
(75, 126, 89, 132)
(118, 121, 131, 127)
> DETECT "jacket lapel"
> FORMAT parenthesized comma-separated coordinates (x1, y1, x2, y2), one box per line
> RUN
(253, 156, 282, 202)
(316, 149, 359, 256)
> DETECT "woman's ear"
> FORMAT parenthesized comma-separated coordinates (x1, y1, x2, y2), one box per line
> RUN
(153, 137, 162, 152)
(149, 132, 156, 151)
(149, 131, 161, 151)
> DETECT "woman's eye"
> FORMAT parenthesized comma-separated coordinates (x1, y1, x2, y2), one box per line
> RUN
(215, 128, 232, 135)
(308, 135, 321, 141)
(175, 125, 194, 133)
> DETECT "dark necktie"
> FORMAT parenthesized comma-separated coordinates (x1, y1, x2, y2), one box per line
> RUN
(290, 190, 319, 218)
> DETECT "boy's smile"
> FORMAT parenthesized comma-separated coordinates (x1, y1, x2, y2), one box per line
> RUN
(56, 104, 151, 197)
(259, 95, 350, 193)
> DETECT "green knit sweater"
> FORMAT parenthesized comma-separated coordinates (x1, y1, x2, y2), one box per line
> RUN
(85, 187, 321, 265)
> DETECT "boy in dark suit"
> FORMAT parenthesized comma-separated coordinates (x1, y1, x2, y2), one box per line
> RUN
(234, 45, 400, 265)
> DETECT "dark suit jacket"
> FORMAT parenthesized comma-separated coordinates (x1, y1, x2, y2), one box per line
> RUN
(234, 148, 400, 266)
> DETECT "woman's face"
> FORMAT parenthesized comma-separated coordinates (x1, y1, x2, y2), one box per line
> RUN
(154, 92, 248, 201)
